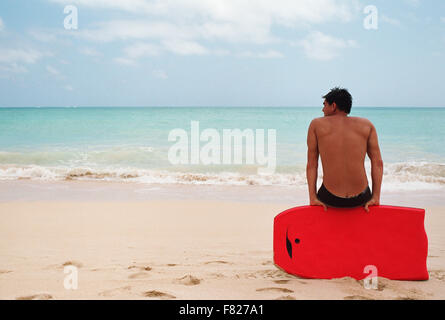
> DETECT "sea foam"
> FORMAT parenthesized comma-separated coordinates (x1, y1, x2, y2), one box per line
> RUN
(1, 162, 444, 191)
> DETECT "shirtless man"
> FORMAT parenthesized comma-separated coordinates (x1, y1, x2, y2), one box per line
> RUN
(306, 87, 384, 212)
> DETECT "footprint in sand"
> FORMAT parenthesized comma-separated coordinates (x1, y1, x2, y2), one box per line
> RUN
(357, 277, 389, 291)
(272, 278, 307, 285)
(0, 270, 12, 275)
(99, 286, 132, 297)
(256, 287, 294, 293)
(395, 296, 418, 300)
(174, 275, 201, 286)
(16, 294, 53, 300)
(204, 261, 231, 265)
(129, 272, 151, 279)
(273, 280, 290, 284)
(62, 261, 83, 268)
(344, 295, 375, 300)
(429, 270, 445, 281)
(275, 295, 296, 300)
(404, 287, 430, 299)
(143, 290, 176, 299)
(128, 264, 152, 279)
(250, 269, 297, 280)
(128, 265, 152, 271)
(347, 277, 426, 300)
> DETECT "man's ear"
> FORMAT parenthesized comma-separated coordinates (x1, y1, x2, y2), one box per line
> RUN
(332, 102, 337, 113)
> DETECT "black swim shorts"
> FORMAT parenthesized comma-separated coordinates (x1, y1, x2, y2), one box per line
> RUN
(317, 184, 372, 208)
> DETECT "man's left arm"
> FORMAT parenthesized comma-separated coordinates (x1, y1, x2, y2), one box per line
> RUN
(365, 123, 384, 212)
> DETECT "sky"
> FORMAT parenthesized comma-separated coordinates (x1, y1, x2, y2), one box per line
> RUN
(0, 0, 444, 107)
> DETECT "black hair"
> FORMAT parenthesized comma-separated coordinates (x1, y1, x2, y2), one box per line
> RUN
(322, 87, 353, 114)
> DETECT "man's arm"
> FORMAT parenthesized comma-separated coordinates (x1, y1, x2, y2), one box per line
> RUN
(365, 123, 384, 211)
(306, 120, 326, 209)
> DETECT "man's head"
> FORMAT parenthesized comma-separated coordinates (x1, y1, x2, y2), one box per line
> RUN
(322, 87, 353, 116)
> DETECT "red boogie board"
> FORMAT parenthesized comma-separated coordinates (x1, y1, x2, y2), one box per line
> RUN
(273, 206, 429, 280)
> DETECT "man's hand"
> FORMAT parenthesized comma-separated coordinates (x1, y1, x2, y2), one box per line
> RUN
(364, 197, 380, 213)
(310, 198, 327, 211)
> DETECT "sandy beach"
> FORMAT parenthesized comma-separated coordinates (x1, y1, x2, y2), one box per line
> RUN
(0, 181, 444, 300)
(2, 0, 445, 303)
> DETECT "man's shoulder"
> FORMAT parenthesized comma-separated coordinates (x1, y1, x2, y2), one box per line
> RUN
(348, 116, 374, 127)
(308, 117, 326, 131)
(310, 117, 325, 124)
(310, 116, 375, 128)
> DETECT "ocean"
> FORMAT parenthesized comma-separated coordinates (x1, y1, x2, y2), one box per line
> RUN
(1, 107, 444, 192)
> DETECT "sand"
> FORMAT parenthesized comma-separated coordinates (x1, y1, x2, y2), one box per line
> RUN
(1, 192, 444, 300)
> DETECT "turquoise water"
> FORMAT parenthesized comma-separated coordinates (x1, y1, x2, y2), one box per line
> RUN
(1, 107, 444, 190)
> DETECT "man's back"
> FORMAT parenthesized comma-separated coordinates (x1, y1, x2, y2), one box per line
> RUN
(312, 115, 372, 197)
(306, 87, 383, 211)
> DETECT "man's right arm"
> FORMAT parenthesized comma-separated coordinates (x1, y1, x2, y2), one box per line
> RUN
(365, 123, 384, 211)
(306, 119, 326, 210)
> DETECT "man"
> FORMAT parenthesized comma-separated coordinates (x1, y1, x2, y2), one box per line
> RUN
(306, 87, 383, 212)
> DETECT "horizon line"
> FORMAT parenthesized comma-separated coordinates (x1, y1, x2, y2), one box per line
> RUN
(1, 105, 445, 109)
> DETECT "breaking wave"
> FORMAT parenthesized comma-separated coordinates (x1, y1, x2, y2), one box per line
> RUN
(1, 161, 444, 191)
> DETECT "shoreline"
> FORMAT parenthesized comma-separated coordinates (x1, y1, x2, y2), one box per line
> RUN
(1, 179, 445, 207)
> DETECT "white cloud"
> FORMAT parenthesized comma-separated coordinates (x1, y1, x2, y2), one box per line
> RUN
(28, 30, 57, 42)
(46, 65, 68, 80)
(0, 17, 4, 31)
(0, 48, 47, 64)
(299, 31, 356, 61)
(51, 0, 358, 46)
(114, 42, 161, 65)
(46, 65, 60, 76)
(381, 15, 401, 27)
(79, 47, 102, 57)
(161, 39, 208, 55)
(115, 40, 209, 65)
(117, 42, 283, 64)
(0, 48, 50, 74)
(124, 42, 160, 58)
(0, 63, 28, 73)
(78, 20, 189, 43)
(441, 17, 445, 23)
(49, 0, 163, 13)
(113, 57, 138, 66)
(49, 1, 361, 61)
(238, 50, 284, 59)
(258, 50, 284, 59)
(50, 0, 356, 25)
(64, 85, 74, 91)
